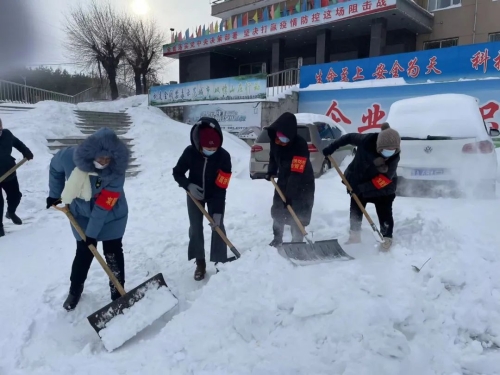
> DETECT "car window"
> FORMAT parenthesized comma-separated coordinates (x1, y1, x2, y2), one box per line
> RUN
(256, 129, 270, 143)
(331, 125, 342, 139)
(298, 127, 311, 141)
(314, 122, 333, 139)
(256, 127, 311, 142)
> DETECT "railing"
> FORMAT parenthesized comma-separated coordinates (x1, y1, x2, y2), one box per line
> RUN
(0, 80, 108, 105)
(266, 68, 300, 97)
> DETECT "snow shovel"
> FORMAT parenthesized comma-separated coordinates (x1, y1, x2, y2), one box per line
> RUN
(270, 177, 353, 262)
(54, 204, 178, 352)
(0, 158, 27, 184)
(327, 155, 385, 243)
(186, 191, 241, 261)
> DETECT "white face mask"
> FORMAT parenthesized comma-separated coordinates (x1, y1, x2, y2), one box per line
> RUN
(93, 160, 108, 169)
(381, 149, 396, 158)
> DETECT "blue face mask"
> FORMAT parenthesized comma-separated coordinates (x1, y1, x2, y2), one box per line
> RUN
(278, 136, 290, 143)
(202, 148, 216, 156)
(381, 149, 396, 158)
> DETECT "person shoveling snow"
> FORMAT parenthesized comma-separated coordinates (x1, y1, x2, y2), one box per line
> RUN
(45, 127, 177, 350)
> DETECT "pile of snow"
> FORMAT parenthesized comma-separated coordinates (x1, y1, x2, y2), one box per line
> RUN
(301, 77, 407, 91)
(1, 97, 500, 374)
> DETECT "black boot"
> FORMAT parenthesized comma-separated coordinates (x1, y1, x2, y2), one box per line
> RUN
(63, 283, 84, 311)
(6, 211, 22, 225)
(269, 237, 283, 247)
(194, 259, 206, 281)
(0, 225, 4, 237)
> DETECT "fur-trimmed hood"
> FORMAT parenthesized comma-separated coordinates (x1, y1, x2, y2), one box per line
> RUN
(73, 127, 129, 181)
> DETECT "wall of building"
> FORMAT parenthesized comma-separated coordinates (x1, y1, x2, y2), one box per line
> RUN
(179, 53, 211, 83)
(416, 0, 500, 49)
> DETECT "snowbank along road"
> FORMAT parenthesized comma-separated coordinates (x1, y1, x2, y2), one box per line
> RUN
(1, 95, 500, 375)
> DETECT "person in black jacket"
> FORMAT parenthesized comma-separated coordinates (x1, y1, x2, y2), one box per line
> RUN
(265, 112, 315, 247)
(322, 123, 401, 250)
(0, 118, 33, 237)
(173, 117, 232, 281)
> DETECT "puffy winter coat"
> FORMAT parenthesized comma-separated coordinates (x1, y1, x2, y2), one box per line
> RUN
(0, 129, 32, 182)
(48, 128, 129, 241)
(267, 112, 315, 199)
(173, 117, 232, 214)
(323, 133, 400, 198)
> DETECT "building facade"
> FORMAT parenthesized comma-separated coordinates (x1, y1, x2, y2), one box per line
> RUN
(163, 0, 500, 83)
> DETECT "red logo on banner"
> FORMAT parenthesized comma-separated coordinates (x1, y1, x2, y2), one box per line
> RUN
(341, 67, 349, 82)
(280, 21, 287, 29)
(253, 28, 258, 35)
(362, 0, 372, 10)
(349, 4, 358, 13)
(407, 57, 420, 78)
(244, 29, 250, 37)
(224, 35, 230, 41)
(376, 0, 387, 7)
(425, 56, 442, 75)
(480, 101, 500, 130)
(316, 69, 323, 84)
(326, 67, 338, 82)
(323, 10, 332, 19)
(232, 32, 238, 39)
(390, 60, 404, 78)
(301, 15, 308, 25)
(190, 42, 195, 47)
(210, 37, 215, 44)
(217, 35, 223, 42)
(372, 63, 388, 79)
(353, 66, 365, 81)
(326, 100, 352, 125)
(312, 13, 321, 22)
(359, 104, 386, 133)
(471, 49, 491, 73)
(204, 39, 209, 45)
(336, 7, 345, 16)
(271, 23, 277, 31)
(290, 18, 298, 27)
(166, 47, 171, 52)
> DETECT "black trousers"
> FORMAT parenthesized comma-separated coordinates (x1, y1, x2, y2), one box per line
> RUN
(350, 194, 395, 238)
(70, 238, 125, 293)
(186, 196, 227, 263)
(0, 176, 22, 224)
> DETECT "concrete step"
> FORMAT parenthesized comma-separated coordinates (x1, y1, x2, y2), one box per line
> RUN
(76, 116, 131, 122)
(75, 120, 132, 125)
(0, 104, 35, 110)
(75, 110, 129, 116)
(47, 137, 134, 145)
(79, 129, 128, 135)
(48, 144, 135, 152)
(126, 170, 140, 178)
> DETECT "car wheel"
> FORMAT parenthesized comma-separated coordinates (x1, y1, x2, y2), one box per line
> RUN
(319, 159, 331, 177)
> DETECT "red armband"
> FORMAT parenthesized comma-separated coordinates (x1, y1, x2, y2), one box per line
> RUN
(372, 175, 392, 189)
(215, 170, 232, 189)
(291, 156, 307, 173)
(95, 189, 120, 210)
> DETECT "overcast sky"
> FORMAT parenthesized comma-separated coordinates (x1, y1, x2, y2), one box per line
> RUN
(2, 0, 220, 83)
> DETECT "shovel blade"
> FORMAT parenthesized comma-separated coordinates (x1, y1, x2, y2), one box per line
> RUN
(87, 273, 178, 351)
(281, 239, 354, 264)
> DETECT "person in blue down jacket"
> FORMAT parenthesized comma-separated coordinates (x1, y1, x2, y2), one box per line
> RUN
(46, 128, 130, 311)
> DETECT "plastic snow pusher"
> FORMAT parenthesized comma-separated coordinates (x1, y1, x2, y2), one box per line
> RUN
(54, 205, 178, 349)
(270, 177, 353, 263)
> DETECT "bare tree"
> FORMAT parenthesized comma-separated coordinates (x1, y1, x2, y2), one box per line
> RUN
(64, 0, 128, 100)
(124, 18, 164, 94)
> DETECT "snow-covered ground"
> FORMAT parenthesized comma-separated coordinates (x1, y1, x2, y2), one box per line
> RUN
(1, 97, 500, 375)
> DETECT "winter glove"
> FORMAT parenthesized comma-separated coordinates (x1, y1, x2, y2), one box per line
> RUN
(209, 213, 223, 231)
(373, 157, 389, 173)
(283, 197, 292, 208)
(264, 173, 275, 181)
(187, 183, 204, 200)
(85, 236, 97, 248)
(24, 150, 34, 160)
(46, 197, 62, 209)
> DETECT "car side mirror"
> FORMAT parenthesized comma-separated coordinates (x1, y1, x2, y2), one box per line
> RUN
(490, 128, 500, 137)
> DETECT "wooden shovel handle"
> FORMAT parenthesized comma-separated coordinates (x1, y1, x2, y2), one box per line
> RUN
(327, 155, 384, 241)
(0, 158, 27, 184)
(53, 205, 127, 296)
(270, 177, 308, 237)
(186, 191, 241, 259)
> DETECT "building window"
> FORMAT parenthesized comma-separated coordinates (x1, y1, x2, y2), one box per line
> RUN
(239, 63, 264, 75)
(489, 33, 500, 42)
(428, 0, 460, 11)
(423, 38, 458, 50)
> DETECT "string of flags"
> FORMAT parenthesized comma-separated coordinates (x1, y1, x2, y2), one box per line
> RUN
(169, 0, 351, 43)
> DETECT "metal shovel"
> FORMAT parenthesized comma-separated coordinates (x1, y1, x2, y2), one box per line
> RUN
(270, 178, 353, 263)
(54, 205, 178, 351)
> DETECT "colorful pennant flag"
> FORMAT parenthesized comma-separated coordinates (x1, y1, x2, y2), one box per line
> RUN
(273, 3, 281, 19)
(252, 11, 258, 24)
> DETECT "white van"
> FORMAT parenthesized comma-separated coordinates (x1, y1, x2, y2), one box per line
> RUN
(386, 93, 499, 198)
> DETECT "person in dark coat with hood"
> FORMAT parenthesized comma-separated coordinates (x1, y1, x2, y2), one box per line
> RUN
(46, 128, 130, 311)
(265, 112, 315, 247)
(322, 123, 401, 250)
(0, 118, 34, 237)
(173, 117, 232, 281)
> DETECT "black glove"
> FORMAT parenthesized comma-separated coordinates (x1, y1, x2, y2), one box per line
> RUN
(46, 197, 61, 209)
(24, 150, 34, 160)
(264, 174, 273, 181)
(283, 197, 292, 208)
(322, 146, 334, 157)
(85, 236, 97, 248)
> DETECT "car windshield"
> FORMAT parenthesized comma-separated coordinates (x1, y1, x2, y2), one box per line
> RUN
(256, 126, 311, 143)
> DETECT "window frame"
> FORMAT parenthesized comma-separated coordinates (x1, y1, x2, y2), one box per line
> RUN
(423, 38, 459, 50)
(427, 0, 461, 12)
(488, 32, 500, 42)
